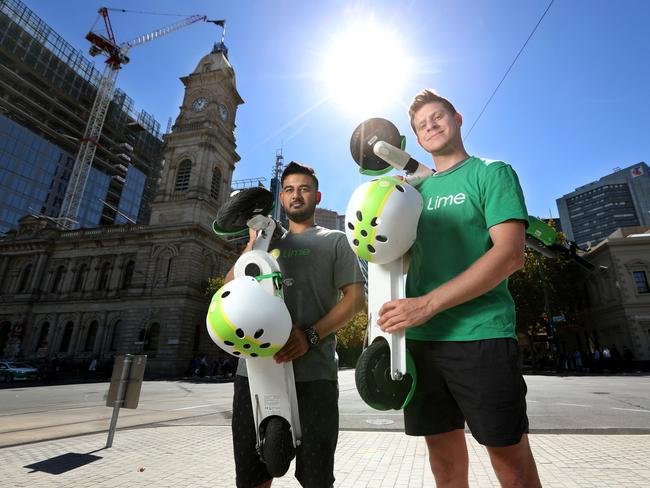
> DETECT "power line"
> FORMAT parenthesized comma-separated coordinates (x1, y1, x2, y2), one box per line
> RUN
(464, 0, 555, 141)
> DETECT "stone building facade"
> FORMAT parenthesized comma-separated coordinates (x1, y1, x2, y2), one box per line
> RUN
(0, 43, 243, 377)
(582, 227, 650, 363)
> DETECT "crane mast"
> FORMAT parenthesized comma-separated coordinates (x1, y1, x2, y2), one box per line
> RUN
(57, 8, 216, 229)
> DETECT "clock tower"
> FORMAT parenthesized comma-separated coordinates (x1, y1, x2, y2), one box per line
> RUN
(149, 42, 244, 231)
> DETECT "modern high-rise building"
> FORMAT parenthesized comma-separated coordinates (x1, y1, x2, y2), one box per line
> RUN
(0, 0, 164, 234)
(556, 162, 650, 249)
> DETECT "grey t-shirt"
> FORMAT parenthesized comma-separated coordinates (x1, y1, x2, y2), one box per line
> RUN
(236, 226, 363, 382)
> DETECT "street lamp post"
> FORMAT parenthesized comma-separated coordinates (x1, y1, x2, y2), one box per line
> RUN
(537, 255, 559, 370)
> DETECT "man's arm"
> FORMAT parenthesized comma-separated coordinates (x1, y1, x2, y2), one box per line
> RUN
(378, 220, 525, 333)
(274, 281, 366, 363)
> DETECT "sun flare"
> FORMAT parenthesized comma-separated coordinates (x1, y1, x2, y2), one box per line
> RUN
(321, 19, 412, 117)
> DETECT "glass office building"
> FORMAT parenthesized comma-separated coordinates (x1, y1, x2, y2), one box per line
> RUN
(557, 162, 650, 248)
(0, 0, 163, 234)
(116, 165, 146, 224)
(0, 114, 73, 233)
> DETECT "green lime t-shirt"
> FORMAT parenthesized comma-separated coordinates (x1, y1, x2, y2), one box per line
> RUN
(406, 156, 528, 342)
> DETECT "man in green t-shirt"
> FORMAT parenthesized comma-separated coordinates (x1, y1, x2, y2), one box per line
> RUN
(377, 89, 541, 487)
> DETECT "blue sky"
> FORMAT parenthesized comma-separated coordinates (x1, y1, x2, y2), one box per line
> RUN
(23, 0, 650, 218)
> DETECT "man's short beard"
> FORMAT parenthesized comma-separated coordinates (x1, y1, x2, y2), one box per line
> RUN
(286, 205, 315, 223)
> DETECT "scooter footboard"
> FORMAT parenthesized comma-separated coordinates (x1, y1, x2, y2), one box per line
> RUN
(246, 358, 301, 448)
(367, 259, 407, 379)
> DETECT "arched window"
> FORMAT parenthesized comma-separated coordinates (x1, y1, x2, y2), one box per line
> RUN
(110, 320, 121, 351)
(18, 264, 32, 292)
(74, 264, 88, 292)
(193, 323, 201, 352)
(0, 322, 11, 356)
(97, 262, 111, 290)
(59, 321, 74, 353)
(51, 265, 66, 293)
(211, 167, 222, 201)
(156, 251, 173, 285)
(144, 322, 160, 352)
(84, 320, 98, 352)
(122, 260, 135, 289)
(175, 159, 191, 192)
(35, 322, 50, 351)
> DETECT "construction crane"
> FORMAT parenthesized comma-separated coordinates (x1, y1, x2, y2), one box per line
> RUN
(57, 7, 223, 230)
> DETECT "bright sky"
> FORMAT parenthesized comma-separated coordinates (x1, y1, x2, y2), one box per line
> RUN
(23, 0, 650, 219)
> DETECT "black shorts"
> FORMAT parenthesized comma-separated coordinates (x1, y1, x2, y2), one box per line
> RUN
(232, 375, 339, 488)
(404, 338, 529, 447)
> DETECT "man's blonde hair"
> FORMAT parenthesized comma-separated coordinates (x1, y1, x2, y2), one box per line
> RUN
(408, 89, 457, 133)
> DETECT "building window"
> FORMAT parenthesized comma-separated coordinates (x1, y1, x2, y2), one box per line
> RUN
(74, 264, 88, 292)
(632, 271, 649, 294)
(59, 321, 74, 353)
(211, 167, 222, 201)
(122, 260, 135, 289)
(98, 262, 111, 290)
(143, 323, 160, 353)
(51, 265, 66, 293)
(18, 264, 32, 292)
(175, 159, 191, 192)
(84, 320, 98, 352)
(35, 322, 50, 351)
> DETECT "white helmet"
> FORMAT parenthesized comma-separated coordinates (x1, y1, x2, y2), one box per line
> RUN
(345, 176, 423, 264)
(206, 276, 292, 359)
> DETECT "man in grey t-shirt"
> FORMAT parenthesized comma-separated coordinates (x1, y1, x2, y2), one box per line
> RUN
(225, 162, 365, 488)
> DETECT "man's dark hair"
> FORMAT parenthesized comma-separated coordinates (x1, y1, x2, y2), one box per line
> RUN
(280, 161, 319, 190)
(408, 89, 458, 133)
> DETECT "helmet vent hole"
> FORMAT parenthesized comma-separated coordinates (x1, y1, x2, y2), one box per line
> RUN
(376, 235, 388, 242)
(347, 222, 355, 230)
(254, 329, 264, 339)
(235, 328, 245, 338)
(370, 217, 380, 227)
(395, 184, 405, 192)
(260, 342, 271, 349)
(367, 244, 376, 253)
(360, 230, 368, 237)
(233, 351, 241, 356)
(245, 263, 261, 277)
(221, 291, 231, 298)
(243, 343, 251, 349)
(224, 341, 234, 346)
(356, 210, 363, 221)
(250, 353, 258, 357)
(352, 239, 359, 246)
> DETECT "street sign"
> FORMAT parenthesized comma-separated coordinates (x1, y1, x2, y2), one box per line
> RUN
(106, 354, 147, 408)
(124, 355, 146, 409)
(105, 354, 147, 448)
(552, 314, 566, 323)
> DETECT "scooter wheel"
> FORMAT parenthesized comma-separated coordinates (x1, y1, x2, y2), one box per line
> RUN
(355, 340, 413, 410)
(261, 416, 295, 478)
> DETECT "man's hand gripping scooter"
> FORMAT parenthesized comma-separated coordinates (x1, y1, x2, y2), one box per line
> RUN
(206, 187, 300, 478)
(345, 118, 433, 410)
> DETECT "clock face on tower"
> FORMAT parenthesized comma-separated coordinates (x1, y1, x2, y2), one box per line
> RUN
(192, 97, 208, 112)
(218, 103, 229, 121)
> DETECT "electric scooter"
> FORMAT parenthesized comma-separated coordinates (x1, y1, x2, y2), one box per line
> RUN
(345, 118, 432, 410)
(206, 186, 301, 477)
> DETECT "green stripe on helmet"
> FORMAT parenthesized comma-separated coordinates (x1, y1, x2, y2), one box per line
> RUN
(207, 288, 283, 357)
(352, 176, 401, 262)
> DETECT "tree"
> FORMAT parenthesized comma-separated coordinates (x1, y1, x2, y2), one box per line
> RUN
(336, 310, 368, 349)
(205, 276, 225, 298)
(509, 227, 589, 369)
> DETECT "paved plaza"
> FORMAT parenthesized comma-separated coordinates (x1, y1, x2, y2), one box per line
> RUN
(2, 425, 649, 487)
